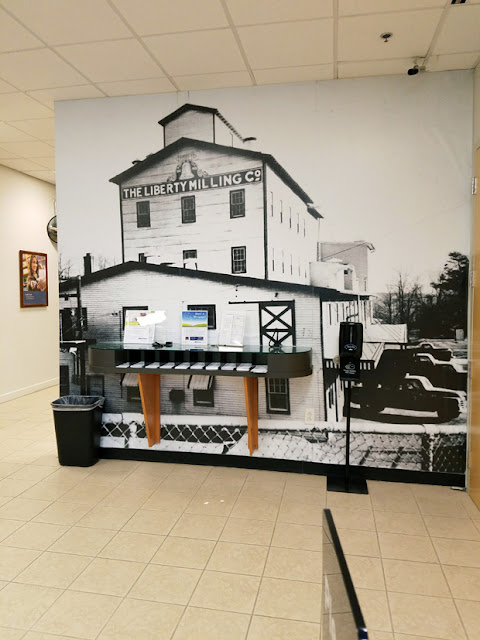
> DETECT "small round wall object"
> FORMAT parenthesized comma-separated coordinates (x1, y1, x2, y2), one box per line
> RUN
(47, 216, 57, 243)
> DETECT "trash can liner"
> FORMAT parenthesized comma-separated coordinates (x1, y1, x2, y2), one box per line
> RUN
(51, 396, 104, 412)
(51, 396, 104, 467)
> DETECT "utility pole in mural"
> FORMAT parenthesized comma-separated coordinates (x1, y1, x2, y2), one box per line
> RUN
(58, 103, 468, 474)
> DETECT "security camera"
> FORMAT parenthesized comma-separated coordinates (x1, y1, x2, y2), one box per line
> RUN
(407, 64, 419, 76)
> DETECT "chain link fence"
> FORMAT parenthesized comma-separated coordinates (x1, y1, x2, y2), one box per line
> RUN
(100, 413, 466, 473)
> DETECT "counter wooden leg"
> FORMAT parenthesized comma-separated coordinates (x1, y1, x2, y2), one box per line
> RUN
(138, 373, 161, 447)
(244, 377, 258, 455)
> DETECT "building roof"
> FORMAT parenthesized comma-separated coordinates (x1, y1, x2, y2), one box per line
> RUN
(59, 261, 368, 301)
(109, 137, 322, 219)
(158, 103, 244, 142)
(364, 323, 408, 344)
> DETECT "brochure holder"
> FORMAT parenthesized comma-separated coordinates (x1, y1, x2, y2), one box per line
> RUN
(218, 313, 245, 347)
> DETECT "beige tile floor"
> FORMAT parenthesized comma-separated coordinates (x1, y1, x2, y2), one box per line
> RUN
(0, 387, 479, 639)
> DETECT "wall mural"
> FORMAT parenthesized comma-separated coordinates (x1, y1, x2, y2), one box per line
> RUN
(57, 79, 470, 475)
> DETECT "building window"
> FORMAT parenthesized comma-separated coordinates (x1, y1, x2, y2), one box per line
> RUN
(193, 388, 214, 407)
(230, 189, 245, 218)
(136, 201, 150, 228)
(181, 195, 196, 223)
(189, 376, 214, 407)
(270, 191, 274, 216)
(290, 254, 293, 275)
(231, 246, 246, 274)
(328, 385, 335, 409)
(183, 249, 197, 261)
(303, 218, 306, 237)
(297, 212, 300, 234)
(187, 304, 216, 329)
(60, 307, 87, 341)
(266, 378, 290, 414)
(272, 248, 275, 272)
(280, 200, 283, 223)
(289, 207, 292, 229)
(127, 387, 142, 402)
(281, 250, 284, 274)
(122, 373, 141, 402)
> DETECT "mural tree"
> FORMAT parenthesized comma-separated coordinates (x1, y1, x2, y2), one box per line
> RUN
(374, 252, 469, 339)
(430, 251, 469, 337)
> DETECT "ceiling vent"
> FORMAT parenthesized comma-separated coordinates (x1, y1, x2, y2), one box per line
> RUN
(451, 0, 466, 4)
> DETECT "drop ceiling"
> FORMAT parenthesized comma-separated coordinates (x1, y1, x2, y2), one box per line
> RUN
(0, 0, 479, 185)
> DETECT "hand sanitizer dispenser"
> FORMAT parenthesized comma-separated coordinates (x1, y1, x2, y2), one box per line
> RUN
(339, 322, 363, 381)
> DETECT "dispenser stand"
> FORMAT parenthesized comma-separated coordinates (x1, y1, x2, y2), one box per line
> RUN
(327, 381, 369, 495)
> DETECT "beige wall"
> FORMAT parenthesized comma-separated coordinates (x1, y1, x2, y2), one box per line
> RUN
(0, 165, 59, 402)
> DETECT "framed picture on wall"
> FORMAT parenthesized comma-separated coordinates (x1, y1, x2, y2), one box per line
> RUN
(19, 250, 48, 308)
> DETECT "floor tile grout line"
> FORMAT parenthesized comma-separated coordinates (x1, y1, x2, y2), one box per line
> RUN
(3, 459, 172, 602)
(107, 465, 231, 635)
(29, 459, 179, 640)
(244, 474, 289, 639)
(3, 398, 478, 636)
(149, 469, 250, 640)
(64, 464, 185, 640)
(410, 483, 471, 640)
(370, 482, 395, 636)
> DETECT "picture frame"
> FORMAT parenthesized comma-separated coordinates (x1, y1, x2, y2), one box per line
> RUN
(19, 250, 48, 308)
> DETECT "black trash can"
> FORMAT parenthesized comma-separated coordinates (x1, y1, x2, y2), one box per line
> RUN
(51, 396, 104, 467)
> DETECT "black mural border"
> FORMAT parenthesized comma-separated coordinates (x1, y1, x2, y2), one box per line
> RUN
(99, 448, 465, 487)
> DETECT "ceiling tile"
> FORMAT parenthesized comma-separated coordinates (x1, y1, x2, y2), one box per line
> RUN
(433, 5, 480, 54)
(338, 9, 443, 61)
(0, 123, 34, 142)
(111, 0, 227, 35)
(338, 57, 416, 78)
(97, 77, 175, 97)
(0, 93, 53, 120)
(23, 169, 56, 183)
(426, 51, 480, 71)
(0, 146, 20, 159)
(0, 140, 54, 157)
(0, 158, 45, 171)
(2, 0, 130, 45)
(254, 64, 334, 85)
(145, 30, 246, 75)
(339, 0, 446, 16)
(0, 78, 17, 93)
(27, 85, 104, 108)
(174, 70, 252, 91)
(0, 7, 42, 52)
(32, 156, 55, 170)
(56, 39, 164, 83)
(9, 118, 55, 140)
(0, 48, 86, 90)
(226, 0, 333, 25)
(239, 20, 333, 69)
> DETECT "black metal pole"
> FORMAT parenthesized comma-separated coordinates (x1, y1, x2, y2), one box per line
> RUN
(345, 380, 352, 488)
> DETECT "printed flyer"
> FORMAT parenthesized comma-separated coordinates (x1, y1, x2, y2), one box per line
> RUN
(181, 310, 208, 347)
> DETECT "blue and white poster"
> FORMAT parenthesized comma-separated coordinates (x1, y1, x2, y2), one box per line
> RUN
(181, 311, 208, 347)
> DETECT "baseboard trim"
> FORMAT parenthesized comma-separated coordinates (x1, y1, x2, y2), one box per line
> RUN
(0, 378, 59, 404)
(99, 448, 465, 488)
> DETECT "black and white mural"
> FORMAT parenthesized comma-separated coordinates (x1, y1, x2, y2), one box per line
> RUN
(56, 72, 472, 474)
